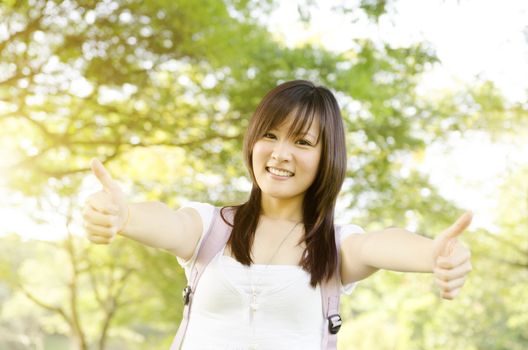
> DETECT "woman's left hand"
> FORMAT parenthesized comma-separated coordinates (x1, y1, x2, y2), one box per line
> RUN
(431, 211, 473, 300)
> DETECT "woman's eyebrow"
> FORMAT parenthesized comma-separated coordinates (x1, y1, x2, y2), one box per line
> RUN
(268, 128, 318, 140)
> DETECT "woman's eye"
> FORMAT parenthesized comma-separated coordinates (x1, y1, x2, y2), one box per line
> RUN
(263, 133, 276, 139)
(296, 139, 312, 146)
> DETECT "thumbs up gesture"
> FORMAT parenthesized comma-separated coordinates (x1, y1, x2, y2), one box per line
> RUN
(82, 159, 129, 244)
(431, 211, 473, 299)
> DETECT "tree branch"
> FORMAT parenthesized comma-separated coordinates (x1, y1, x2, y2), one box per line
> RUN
(482, 230, 527, 257)
(18, 283, 72, 326)
(10, 132, 242, 179)
(0, 10, 45, 55)
(64, 223, 88, 350)
(484, 255, 528, 270)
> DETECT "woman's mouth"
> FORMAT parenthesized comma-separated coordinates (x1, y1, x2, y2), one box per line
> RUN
(266, 167, 294, 177)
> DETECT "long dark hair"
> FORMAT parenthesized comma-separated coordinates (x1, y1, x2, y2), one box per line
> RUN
(221, 80, 347, 287)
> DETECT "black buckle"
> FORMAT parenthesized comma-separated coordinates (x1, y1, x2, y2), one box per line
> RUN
(182, 286, 192, 305)
(328, 314, 342, 334)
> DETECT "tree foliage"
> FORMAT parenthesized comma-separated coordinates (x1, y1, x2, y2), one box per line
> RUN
(0, 0, 526, 348)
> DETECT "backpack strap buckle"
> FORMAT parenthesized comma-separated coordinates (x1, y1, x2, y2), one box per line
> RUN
(182, 286, 192, 305)
(328, 314, 342, 334)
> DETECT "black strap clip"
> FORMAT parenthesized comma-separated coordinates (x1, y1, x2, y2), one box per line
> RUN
(328, 314, 342, 334)
(182, 286, 192, 305)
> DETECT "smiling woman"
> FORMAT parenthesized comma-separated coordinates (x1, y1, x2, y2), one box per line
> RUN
(232, 81, 347, 288)
(82, 80, 473, 350)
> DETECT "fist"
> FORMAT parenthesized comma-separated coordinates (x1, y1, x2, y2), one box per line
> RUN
(82, 159, 128, 244)
(432, 211, 473, 300)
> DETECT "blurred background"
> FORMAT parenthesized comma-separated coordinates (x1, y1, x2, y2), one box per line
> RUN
(0, 0, 527, 349)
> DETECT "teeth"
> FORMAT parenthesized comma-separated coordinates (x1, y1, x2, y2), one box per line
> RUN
(267, 167, 294, 177)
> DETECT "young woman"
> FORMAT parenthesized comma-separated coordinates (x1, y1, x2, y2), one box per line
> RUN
(82, 80, 472, 350)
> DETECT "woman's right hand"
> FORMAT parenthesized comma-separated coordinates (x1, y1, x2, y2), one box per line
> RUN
(82, 159, 129, 244)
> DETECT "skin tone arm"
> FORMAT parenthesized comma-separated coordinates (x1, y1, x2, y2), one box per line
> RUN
(82, 159, 202, 261)
(340, 212, 473, 299)
(85, 158, 472, 298)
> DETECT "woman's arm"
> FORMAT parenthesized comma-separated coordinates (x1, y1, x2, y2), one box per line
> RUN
(356, 227, 435, 272)
(82, 159, 202, 260)
(120, 202, 202, 260)
(340, 212, 473, 299)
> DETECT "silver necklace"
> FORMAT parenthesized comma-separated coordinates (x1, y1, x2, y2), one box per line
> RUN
(247, 221, 301, 320)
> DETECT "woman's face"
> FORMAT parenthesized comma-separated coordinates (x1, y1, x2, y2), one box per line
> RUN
(251, 116, 322, 202)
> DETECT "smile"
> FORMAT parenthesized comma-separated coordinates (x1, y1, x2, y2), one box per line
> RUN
(266, 167, 294, 177)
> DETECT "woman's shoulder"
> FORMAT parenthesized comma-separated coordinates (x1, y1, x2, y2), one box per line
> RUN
(180, 201, 217, 230)
(336, 223, 365, 243)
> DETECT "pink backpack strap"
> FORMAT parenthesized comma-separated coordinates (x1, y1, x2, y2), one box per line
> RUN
(321, 225, 343, 350)
(170, 207, 233, 350)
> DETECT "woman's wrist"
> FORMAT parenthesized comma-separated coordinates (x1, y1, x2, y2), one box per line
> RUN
(117, 204, 131, 234)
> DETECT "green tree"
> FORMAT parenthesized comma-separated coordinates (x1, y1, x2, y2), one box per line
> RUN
(2, 0, 526, 348)
(0, 193, 188, 349)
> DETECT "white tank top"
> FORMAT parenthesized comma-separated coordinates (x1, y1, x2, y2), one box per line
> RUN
(176, 202, 364, 350)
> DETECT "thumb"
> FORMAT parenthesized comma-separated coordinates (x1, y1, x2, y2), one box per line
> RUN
(90, 158, 120, 195)
(435, 211, 473, 257)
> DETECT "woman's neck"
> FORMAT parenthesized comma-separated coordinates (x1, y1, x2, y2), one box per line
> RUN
(260, 195, 303, 222)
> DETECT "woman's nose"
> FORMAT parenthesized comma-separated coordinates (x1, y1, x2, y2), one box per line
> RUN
(271, 141, 293, 161)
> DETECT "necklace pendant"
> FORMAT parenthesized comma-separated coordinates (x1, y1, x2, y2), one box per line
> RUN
(251, 293, 259, 311)
(251, 303, 259, 312)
